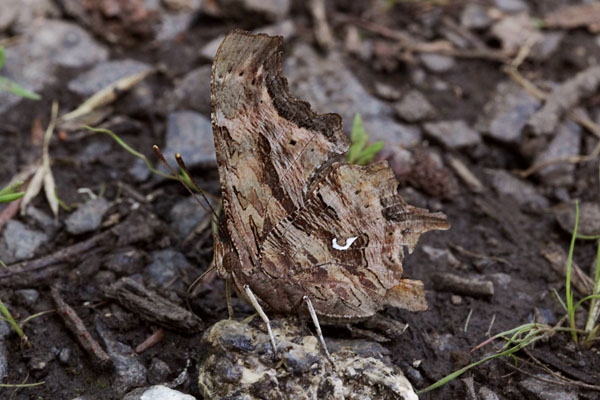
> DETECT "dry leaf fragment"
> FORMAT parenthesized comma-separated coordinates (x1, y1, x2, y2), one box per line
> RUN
(20, 101, 59, 217)
(544, 3, 600, 32)
(60, 69, 153, 123)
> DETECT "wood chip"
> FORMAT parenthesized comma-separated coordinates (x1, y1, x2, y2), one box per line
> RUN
(431, 272, 494, 299)
(51, 286, 112, 369)
(541, 241, 594, 295)
(104, 277, 203, 332)
(544, 3, 600, 32)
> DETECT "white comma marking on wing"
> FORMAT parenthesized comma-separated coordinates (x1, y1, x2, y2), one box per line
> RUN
(332, 236, 358, 251)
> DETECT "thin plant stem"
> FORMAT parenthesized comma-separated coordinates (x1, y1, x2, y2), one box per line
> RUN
(565, 202, 579, 344)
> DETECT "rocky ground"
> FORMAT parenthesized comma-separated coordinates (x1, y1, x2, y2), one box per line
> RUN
(1, 0, 600, 399)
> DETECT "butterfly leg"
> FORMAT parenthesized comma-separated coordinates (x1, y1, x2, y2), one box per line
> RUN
(243, 284, 278, 356)
(225, 278, 234, 319)
(302, 295, 334, 366)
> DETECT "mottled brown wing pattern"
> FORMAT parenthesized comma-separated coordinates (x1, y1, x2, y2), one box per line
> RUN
(211, 30, 450, 321)
(260, 162, 449, 318)
(211, 30, 348, 277)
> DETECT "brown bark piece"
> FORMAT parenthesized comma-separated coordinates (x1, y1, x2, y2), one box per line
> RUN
(51, 286, 112, 369)
(104, 277, 203, 332)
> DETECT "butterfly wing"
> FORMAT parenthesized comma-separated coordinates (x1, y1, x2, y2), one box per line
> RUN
(260, 161, 450, 318)
(211, 30, 349, 275)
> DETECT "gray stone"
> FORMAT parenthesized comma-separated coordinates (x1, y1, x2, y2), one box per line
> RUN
(120, 81, 155, 115)
(419, 53, 455, 73)
(162, 111, 216, 168)
(530, 32, 565, 62)
(423, 120, 481, 148)
(128, 159, 152, 182)
(198, 319, 418, 400)
(159, 66, 212, 115)
(494, 0, 528, 13)
(422, 245, 462, 268)
(147, 358, 171, 384)
(123, 385, 196, 400)
(285, 43, 421, 146)
(155, 12, 195, 42)
(14, 289, 40, 307)
(0, 0, 59, 33)
(65, 197, 110, 235)
(394, 90, 436, 122)
(18, 20, 108, 69)
(519, 374, 577, 400)
(0, 20, 108, 115)
(533, 308, 557, 326)
(491, 14, 541, 53)
(486, 169, 550, 209)
(374, 82, 402, 101)
(476, 80, 540, 144)
(24, 205, 61, 237)
(0, 220, 49, 264)
(0, 0, 19, 31)
(534, 120, 581, 186)
(143, 249, 192, 288)
(169, 196, 212, 240)
(554, 202, 600, 236)
(199, 36, 223, 60)
(103, 247, 149, 276)
(461, 3, 492, 29)
(28, 349, 55, 371)
(202, 0, 290, 22)
(68, 59, 152, 97)
(254, 19, 296, 38)
(58, 347, 72, 364)
(488, 273, 512, 289)
(76, 141, 112, 164)
(479, 386, 500, 400)
(95, 319, 147, 395)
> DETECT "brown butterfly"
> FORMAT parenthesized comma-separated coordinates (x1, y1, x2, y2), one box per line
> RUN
(210, 30, 449, 360)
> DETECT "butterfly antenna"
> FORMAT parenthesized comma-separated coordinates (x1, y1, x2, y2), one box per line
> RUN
(152, 145, 221, 224)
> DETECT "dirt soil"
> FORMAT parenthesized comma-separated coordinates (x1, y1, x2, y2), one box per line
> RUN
(1, 0, 600, 399)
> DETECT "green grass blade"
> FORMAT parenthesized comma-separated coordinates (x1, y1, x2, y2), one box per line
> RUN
(0, 77, 41, 100)
(552, 289, 568, 312)
(0, 299, 25, 341)
(428, 323, 551, 394)
(566, 202, 580, 343)
(0, 192, 24, 203)
(0, 181, 23, 196)
(0, 46, 5, 70)
(84, 125, 175, 180)
(0, 381, 45, 388)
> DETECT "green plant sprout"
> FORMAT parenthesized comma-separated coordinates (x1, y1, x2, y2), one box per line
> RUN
(420, 200, 600, 393)
(0, 181, 24, 268)
(0, 298, 29, 347)
(0, 46, 41, 100)
(559, 201, 600, 347)
(0, 181, 24, 203)
(346, 113, 384, 165)
(84, 126, 195, 189)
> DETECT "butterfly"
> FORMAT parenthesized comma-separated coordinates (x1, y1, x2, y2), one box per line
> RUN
(210, 29, 449, 359)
